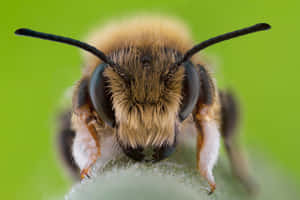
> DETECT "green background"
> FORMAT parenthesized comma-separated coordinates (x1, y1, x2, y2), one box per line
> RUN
(1, 0, 299, 199)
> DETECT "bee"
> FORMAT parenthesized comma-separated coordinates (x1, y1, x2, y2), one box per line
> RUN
(15, 16, 270, 194)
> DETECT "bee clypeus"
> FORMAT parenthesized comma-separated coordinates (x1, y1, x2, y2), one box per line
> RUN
(15, 16, 270, 194)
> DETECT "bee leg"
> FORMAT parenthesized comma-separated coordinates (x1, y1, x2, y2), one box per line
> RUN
(56, 110, 80, 179)
(72, 105, 102, 180)
(194, 106, 221, 194)
(219, 91, 257, 194)
(72, 78, 102, 179)
(193, 64, 220, 194)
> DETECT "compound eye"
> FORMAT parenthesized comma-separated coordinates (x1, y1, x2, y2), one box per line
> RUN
(179, 61, 200, 121)
(89, 63, 116, 127)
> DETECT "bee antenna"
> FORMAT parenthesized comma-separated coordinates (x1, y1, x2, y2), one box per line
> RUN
(174, 23, 271, 67)
(15, 28, 117, 67)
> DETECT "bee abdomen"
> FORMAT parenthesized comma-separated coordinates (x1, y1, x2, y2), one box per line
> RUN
(56, 110, 80, 179)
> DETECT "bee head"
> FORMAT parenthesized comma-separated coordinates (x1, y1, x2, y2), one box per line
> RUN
(93, 47, 199, 149)
(87, 46, 201, 161)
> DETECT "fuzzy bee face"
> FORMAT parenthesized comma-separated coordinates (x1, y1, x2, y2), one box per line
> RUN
(105, 47, 185, 148)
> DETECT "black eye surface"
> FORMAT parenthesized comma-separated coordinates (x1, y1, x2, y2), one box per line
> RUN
(89, 63, 116, 127)
(179, 61, 200, 121)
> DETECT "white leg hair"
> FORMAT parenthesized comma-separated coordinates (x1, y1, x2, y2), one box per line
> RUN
(198, 120, 220, 190)
(72, 119, 120, 172)
(72, 122, 99, 170)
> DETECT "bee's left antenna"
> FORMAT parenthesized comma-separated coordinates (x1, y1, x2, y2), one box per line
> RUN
(174, 23, 271, 67)
(15, 28, 117, 67)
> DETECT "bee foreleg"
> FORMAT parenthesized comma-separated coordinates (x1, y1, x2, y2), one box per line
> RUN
(194, 106, 220, 194)
(193, 64, 220, 194)
(72, 78, 102, 179)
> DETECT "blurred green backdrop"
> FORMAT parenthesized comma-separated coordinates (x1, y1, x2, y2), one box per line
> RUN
(1, 0, 299, 199)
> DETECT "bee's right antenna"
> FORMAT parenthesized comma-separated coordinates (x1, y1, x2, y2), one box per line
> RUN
(174, 23, 271, 67)
(15, 28, 118, 67)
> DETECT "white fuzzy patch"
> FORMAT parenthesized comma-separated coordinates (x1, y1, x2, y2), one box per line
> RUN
(72, 120, 121, 171)
(72, 123, 99, 170)
(198, 120, 220, 184)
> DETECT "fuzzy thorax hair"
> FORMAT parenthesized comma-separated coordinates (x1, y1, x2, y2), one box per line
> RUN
(83, 16, 197, 148)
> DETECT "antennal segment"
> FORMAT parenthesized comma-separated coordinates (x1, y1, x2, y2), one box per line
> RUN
(15, 28, 117, 67)
(175, 23, 271, 66)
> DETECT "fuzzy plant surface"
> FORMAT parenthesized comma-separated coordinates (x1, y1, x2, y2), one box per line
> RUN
(66, 143, 299, 200)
